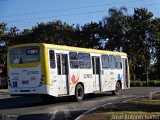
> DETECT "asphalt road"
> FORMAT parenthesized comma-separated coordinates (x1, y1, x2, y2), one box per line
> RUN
(0, 87, 159, 120)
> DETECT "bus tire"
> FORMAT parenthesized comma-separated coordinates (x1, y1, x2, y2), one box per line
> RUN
(75, 84, 84, 102)
(112, 81, 121, 95)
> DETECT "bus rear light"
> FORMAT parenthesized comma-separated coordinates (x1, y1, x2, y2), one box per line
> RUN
(7, 77, 10, 81)
(40, 75, 45, 85)
(8, 77, 12, 87)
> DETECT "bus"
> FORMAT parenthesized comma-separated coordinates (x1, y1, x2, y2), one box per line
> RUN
(7, 43, 130, 102)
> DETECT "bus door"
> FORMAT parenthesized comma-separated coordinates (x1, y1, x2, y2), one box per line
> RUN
(122, 58, 129, 88)
(92, 57, 101, 91)
(56, 54, 69, 95)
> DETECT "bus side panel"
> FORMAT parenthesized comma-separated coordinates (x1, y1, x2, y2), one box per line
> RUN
(121, 58, 130, 89)
(101, 69, 111, 91)
(69, 69, 94, 95)
(49, 68, 58, 96)
(39, 45, 52, 95)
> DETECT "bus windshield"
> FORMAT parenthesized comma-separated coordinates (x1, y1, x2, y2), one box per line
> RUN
(9, 46, 40, 64)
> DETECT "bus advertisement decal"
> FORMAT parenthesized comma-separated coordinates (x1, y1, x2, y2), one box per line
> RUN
(84, 74, 92, 78)
(71, 75, 79, 84)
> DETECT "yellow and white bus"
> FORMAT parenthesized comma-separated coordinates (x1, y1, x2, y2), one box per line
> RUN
(7, 43, 130, 102)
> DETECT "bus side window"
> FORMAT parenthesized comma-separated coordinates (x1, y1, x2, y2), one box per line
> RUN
(69, 52, 78, 68)
(57, 55, 61, 75)
(49, 50, 56, 68)
(62, 54, 67, 75)
(101, 55, 109, 69)
(109, 55, 116, 69)
(78, 53, 91, 69)
(116, 56, 122, 69)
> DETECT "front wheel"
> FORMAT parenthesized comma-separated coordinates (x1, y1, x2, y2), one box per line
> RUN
(112, 82, 121, 95)
(75, 84, 84, 102)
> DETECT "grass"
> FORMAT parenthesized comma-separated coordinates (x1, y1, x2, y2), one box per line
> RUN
(80, 94, 160, 120)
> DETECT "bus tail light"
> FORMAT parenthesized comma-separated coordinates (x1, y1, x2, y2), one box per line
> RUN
(8, 77, 12, 87)
(40, 75, 45, 85)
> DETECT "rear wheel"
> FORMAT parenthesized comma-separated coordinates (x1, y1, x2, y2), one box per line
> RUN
(112, 82, 121, 95)
(75, 84, 84, 102)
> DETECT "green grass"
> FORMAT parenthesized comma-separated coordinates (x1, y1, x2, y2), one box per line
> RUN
(105, 100, 160, 112)
(80, 95, 160, 120)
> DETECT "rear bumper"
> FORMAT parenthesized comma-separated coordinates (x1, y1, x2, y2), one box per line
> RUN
(8, 85, 50, 95)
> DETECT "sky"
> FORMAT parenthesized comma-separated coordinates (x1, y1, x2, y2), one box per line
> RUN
(0, 0, 160, 31)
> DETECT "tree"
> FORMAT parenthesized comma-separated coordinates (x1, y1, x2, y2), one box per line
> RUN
(102, 7, 158, 81)
(0, 23, 19, 77)
(15, 20, 77, 46)
(120, 8, 158, 82)
(155, 20, 160, 78)
(0, 23, 7, 75)
(80, 22, 103, 48)
(103, 7, 128, 51)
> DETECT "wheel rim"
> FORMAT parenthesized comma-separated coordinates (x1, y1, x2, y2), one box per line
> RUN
(77, 88, 83, 99)
(116, 82, 120, 92)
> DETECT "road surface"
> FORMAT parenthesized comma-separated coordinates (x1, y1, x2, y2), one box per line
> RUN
(0, 87, 159, 120)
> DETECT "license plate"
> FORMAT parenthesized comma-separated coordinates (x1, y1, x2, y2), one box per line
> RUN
(22, 81, 29, 84)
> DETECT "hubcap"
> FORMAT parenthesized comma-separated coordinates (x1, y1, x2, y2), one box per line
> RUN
(116, 83, 120, 92)
(77, 88, 82, 98)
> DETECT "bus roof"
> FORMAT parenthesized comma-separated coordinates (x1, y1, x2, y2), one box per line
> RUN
(9, 43, 127, 56)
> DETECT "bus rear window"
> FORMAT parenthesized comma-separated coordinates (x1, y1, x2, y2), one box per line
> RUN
(9, 46, 40, 64)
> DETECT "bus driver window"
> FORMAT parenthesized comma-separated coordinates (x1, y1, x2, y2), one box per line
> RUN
(13, 56, 22, 64)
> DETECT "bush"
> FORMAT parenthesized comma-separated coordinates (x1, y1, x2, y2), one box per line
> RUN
(135, 81, 143, 87)
(148, 80, 160, 87)
(130, 81, 143, 87)
(156, 81, 160, 86)
(130, 80, 160, 87)
(130, 81, 136, 87)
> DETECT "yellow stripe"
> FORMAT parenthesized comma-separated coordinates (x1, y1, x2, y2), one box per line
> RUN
(42, 46, 50, 85)
(9, 62, 40, 68)
(44, 44, 127, 56)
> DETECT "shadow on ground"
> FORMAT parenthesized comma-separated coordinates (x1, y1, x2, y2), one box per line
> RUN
(0, 92, 113, 109)
(0, 109, 87, 120)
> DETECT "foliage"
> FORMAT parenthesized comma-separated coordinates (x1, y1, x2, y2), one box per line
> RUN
(15, 20, 76, 46)
(155, 28, 160, 78)
(103, 7, 127, 51)
(0, 7, 160, 81)
(130, 80, 160, 87)
(80, 22, 103, 48)
(0, 23, 19, 77)
(103, 8, 159, 81)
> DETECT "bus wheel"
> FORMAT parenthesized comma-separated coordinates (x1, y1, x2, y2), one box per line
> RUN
(75, 84, 84, 102)
(40, 95, 55, 103)
(112, 81, 121, 95)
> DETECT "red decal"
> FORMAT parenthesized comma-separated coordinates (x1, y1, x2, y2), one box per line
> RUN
(71, 75, 79, 84)
(22, 81, 29, 84)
